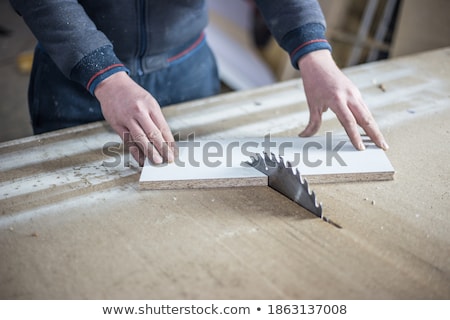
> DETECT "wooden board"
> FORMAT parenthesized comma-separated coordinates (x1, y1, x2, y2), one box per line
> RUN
(1, 48, 449, 301)
(139, 135, 394, 189)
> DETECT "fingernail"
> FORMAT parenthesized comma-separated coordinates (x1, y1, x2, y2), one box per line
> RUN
(167, 150, 175, 163)
(153, 154, 163, 165)
(358, 142, 366, 151)
(381, 141, 389, 150)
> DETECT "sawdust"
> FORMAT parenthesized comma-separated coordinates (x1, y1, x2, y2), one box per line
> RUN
(377, 83, 386, 92)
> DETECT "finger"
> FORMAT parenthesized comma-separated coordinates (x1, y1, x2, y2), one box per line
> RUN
(120, 127, 146, 166)
(349, 101, 389, 150)
(126, 140, 146, 167)
(128, 122, 163, 164)
(137, 116, 173, 163)
(112, 126, 146, 166)
(299, 106, 323, 137)
(334, 105, 365, 151)
(149, 108, 176, 156)
(135, 106, 175, 162)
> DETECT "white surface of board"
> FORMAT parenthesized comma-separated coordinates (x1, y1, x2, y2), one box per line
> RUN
(139, 135, 395, 189)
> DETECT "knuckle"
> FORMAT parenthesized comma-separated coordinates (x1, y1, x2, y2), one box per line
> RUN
(131, 99, 150, 114)
(358, 114, 375, 127)
(129, 101, 142, 112)
(331, 91, 347, 104)
(160, 127, 172, 136)
(131, 133, 145, 141)
(339, 113, 356, 127)
(346, 87, 362, 99)
(146, 130, 161, 141)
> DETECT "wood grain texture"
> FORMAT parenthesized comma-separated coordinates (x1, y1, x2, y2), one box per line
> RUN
(0, 48, 449, 300)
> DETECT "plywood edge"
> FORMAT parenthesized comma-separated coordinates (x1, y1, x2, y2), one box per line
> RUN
(138, 170, 394, 190)
(139, 176, 268, 190)
(304, 171, 395, 184)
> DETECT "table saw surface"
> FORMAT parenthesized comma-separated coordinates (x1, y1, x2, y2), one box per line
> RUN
(0, 48, 449, 299)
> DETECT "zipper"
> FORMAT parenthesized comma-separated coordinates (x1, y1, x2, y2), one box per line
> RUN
(137, 0, 147, 76)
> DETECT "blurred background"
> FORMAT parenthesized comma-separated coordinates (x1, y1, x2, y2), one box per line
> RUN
(0, 0, 449, 142)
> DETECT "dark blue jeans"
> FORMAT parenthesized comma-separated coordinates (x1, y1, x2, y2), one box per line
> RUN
(28, 40, 220, 134)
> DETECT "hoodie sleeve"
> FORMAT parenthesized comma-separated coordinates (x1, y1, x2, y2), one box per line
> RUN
(254, 0, 332, 69)
(9, 0, 128, 94)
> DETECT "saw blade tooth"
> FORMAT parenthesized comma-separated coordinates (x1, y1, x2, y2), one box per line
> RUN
(317, 203, 323, 219)
(303, 177, 313, 195)
(310, 190, 322, 211)
(286, 160, 293, 168)
(244, 154, 255, 167)
(279, 156, 286, 169)
(286, 161, 297, 175)
(249, 154, 259, 166)
(281, 157, 294, 173)
(263, 151, 277, 169)
(262, 153, 271, 171)
(256, 153, 263, 163)
(270, 152, 277, 163)
(263, 151, 271, 165)
(311, 191, 320, 207)
(295, 168, 305, 184)
(296, 171, 302, 184)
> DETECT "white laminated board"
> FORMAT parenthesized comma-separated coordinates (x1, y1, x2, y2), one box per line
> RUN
(139, 135, 395, 189)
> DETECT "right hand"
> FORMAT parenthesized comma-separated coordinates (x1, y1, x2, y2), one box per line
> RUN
(298, 50, 389, 151)
(94, 71, 175, 166)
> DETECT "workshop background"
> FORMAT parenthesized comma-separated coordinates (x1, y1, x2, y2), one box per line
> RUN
(1, 0, 449, 143)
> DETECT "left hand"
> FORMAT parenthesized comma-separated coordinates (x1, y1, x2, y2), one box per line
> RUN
(95, 72, 175, 166)
(298, 50, 389, 151)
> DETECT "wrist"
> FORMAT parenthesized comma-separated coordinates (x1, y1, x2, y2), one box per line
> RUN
(94, 71, 129, 98)
(298, 49, 333, 70)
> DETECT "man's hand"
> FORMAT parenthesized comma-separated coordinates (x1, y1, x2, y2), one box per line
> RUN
(94, 71, 175, 166)
(298, 50, 389, 151)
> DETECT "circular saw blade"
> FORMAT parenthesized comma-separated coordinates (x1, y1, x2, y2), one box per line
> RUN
(246, 152, 323, 218)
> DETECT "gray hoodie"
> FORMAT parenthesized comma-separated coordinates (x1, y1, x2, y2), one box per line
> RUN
(10, 0, 331, 94)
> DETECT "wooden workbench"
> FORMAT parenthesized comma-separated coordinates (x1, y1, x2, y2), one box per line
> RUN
(1, 48, 449, 299)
